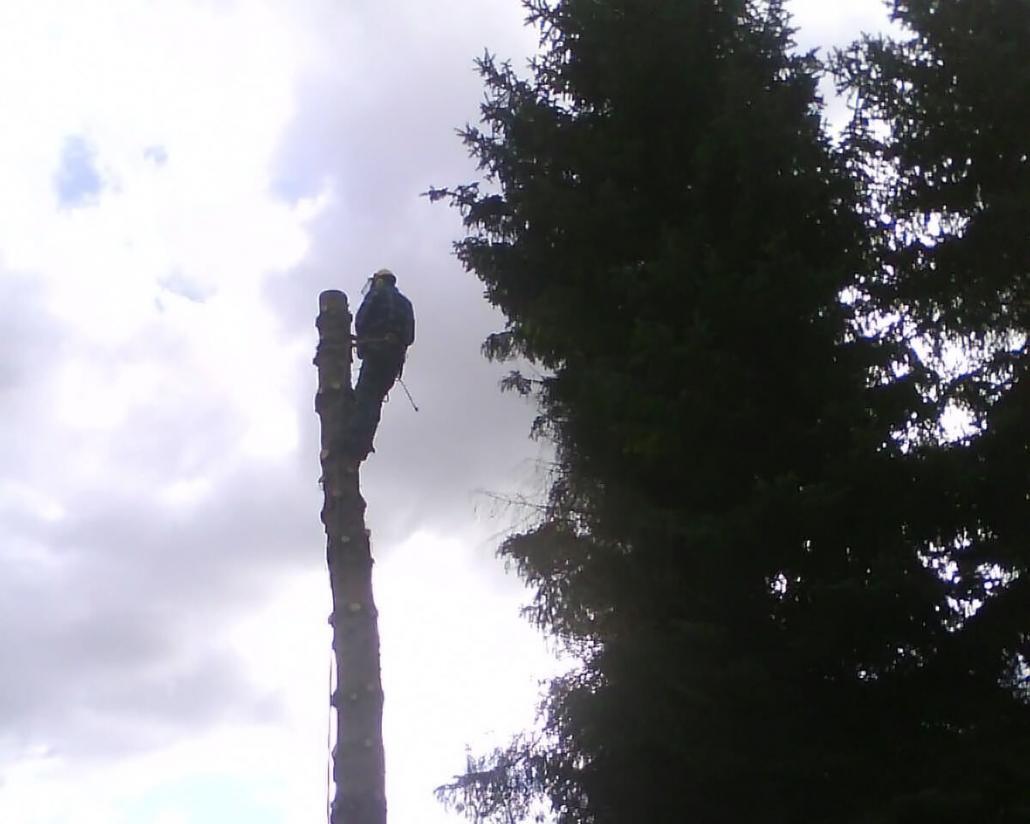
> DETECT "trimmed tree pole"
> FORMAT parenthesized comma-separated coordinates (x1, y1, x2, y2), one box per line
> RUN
(314, 289, 387, 824)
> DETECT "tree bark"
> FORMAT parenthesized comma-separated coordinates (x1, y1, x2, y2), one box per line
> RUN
(314, 289, 387, 824)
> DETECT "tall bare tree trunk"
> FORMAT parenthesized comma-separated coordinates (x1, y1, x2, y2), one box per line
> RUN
(314, 289, 387, 824)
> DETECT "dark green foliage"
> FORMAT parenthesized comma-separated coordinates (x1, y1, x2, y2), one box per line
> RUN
(432, 1, 1029, 821)
(832, 5, 1030, 819)
(836, 0, 1029, 368)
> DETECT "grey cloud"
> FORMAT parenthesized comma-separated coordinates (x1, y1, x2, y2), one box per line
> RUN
(265, 0, 546, 547)
(0, 298, 303, 766)
(0, 273, 64, 397)
(0, 462, 301, 762)
(270, 0, 533, 209)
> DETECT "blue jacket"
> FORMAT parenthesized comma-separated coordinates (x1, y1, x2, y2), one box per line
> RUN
(355, 283, 415, 348)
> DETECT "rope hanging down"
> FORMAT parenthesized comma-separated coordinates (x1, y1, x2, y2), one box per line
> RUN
(326, 647, 334, 824)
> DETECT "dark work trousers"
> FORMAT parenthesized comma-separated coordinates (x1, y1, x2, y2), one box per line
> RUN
(346, 344, 404, 460)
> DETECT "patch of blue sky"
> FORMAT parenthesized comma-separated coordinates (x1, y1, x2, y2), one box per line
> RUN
(119, 772, 285, 824)
(144, 145, 169, 166)
(159, 270, 214, 303)
(54, 135, 103, 208)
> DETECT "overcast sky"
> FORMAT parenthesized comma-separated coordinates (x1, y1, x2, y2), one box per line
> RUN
(0, 2, 891, 822)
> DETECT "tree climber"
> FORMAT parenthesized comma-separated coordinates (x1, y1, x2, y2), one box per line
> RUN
(344, 268, 415, 462)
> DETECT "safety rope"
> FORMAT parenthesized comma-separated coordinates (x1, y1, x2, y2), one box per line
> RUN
(326, 646, 334, 824)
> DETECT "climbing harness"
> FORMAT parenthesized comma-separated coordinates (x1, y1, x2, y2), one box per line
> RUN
(354, 332, 400, 347)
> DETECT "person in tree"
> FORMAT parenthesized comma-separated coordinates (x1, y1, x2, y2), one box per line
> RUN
(345, 268, 415, 461)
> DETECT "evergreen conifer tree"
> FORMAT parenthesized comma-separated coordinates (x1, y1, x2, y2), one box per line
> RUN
(833, 3, 1030, 817)
(434, 1, 1029, 821)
